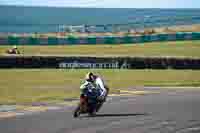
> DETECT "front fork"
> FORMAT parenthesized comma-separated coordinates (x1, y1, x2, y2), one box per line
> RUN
(80, 95, 88, 113)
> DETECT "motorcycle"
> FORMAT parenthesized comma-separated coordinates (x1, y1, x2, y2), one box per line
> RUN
(73, 82, 102, 118)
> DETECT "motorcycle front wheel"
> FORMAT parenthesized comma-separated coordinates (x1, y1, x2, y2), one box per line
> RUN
(73, 106, 81, 118)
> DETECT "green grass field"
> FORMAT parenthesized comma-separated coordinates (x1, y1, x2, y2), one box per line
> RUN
(0, 40, 200, 104)
(0, 69, 200, 104)
(1, 40, 200, 58)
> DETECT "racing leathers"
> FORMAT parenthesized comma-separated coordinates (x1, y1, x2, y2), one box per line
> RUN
(80, 76, 107, 101)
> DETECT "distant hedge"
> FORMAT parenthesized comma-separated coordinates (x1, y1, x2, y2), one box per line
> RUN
(0, 55, 200, 69)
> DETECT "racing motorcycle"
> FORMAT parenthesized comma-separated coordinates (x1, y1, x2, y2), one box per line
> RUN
(73, 82, 102, 118)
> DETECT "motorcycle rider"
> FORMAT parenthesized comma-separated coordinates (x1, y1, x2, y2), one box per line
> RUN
(80, 72, 109, 111)
(6, 45, 20, 54)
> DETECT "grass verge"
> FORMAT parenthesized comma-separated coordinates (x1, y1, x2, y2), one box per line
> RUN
(0, 69, 200, 104)
(0, 41, 200, 58)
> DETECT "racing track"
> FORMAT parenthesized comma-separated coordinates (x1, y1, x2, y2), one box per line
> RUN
(0, 88, 200, 133)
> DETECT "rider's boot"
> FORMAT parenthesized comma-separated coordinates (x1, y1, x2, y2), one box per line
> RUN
(96, 102, 103, 112)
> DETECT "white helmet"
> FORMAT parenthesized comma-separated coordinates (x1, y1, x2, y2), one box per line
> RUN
(85, 72, 94, 81)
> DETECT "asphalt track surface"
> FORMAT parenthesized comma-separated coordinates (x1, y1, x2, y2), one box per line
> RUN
(1, 88, 200, 133)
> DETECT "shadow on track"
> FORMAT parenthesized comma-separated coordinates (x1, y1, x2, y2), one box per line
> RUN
(89, 113, 148, 118)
